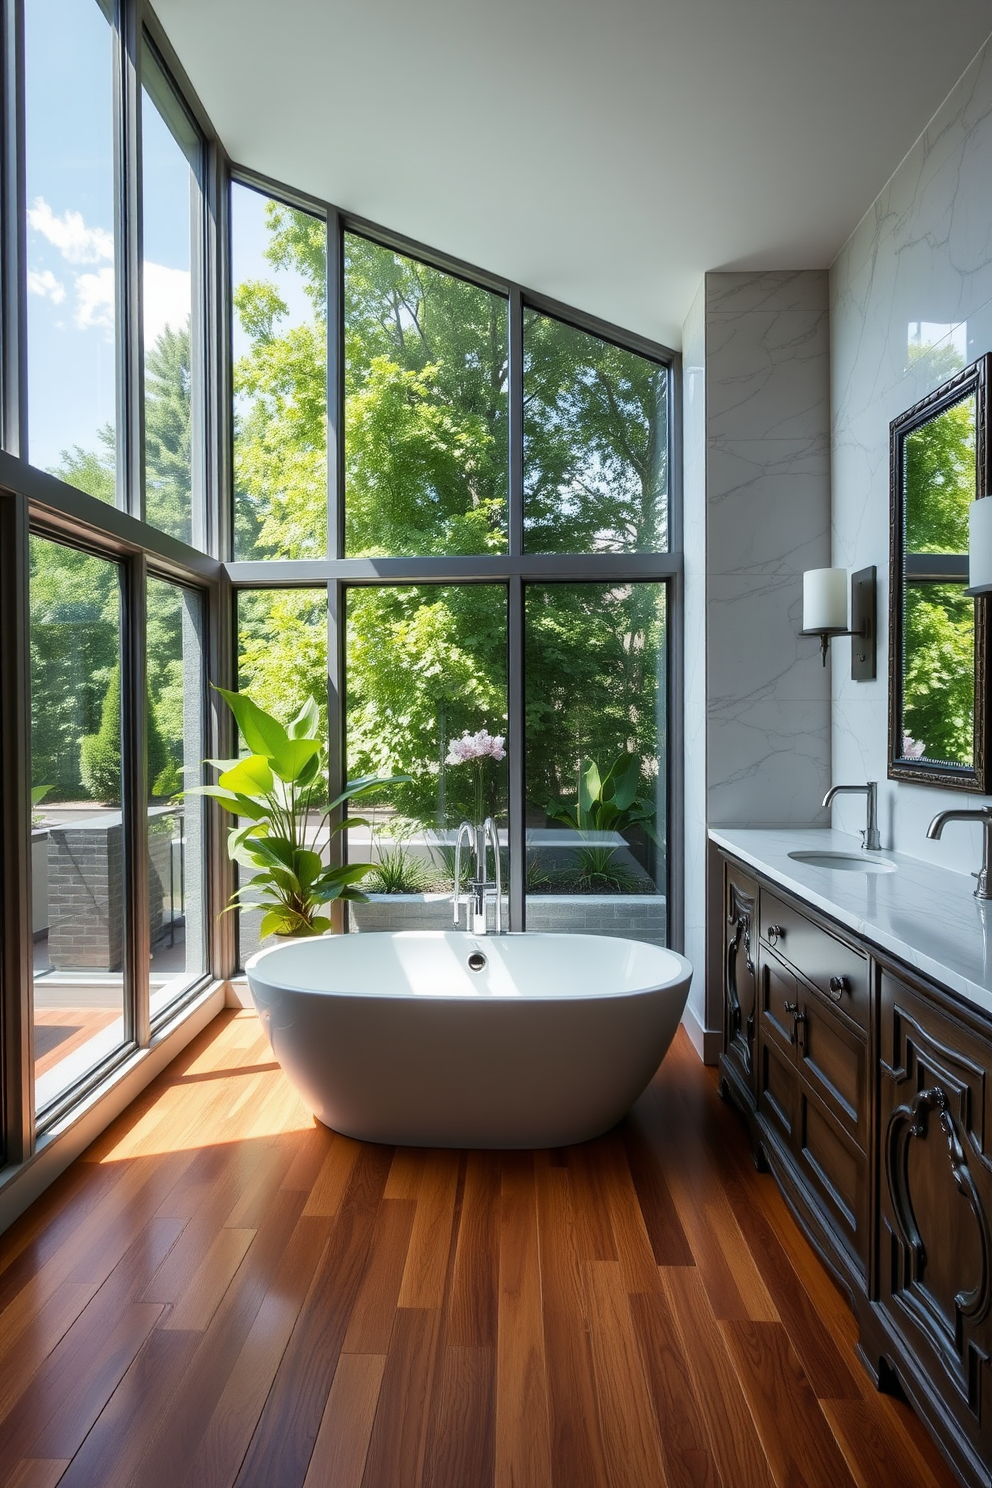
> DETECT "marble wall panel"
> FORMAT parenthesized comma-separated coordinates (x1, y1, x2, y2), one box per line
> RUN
(831, 35, 992, 873)
(705, 269, 832, 835)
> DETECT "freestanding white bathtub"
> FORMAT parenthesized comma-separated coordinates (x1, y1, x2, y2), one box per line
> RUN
(245, 930, 692, 1148)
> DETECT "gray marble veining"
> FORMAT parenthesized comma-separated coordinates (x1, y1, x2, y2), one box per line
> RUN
(830, 32, 992, 866)
(710, 826, 992, 1016)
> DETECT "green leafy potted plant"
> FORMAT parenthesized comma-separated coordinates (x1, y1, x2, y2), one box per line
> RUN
(548, 751, 659, 892)
(192, 687, 406, 938)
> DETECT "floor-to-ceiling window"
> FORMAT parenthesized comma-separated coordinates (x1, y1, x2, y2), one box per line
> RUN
(2, 1, 215, 1152)
(225, 208, 678, 954)
(0, 0, 680, 1168)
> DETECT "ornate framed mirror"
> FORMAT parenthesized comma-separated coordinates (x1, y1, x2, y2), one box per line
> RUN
(888, 355, 990, 791)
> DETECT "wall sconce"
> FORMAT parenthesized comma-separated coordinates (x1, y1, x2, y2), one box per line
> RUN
(800, 566, 877, 679)
(965, 496, 992, 595)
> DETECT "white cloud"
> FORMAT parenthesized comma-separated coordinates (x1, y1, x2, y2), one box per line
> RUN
(27, 269, 66, 305)
(143, 262, 191, 348)
(27, 198, 113, 265)
(75, 266, 115, 333)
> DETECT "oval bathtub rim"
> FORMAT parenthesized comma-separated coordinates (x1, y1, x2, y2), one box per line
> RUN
(245, 929, 693, 1004)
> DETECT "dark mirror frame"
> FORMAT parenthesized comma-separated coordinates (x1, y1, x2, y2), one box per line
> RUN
(888, 354, 991, 792)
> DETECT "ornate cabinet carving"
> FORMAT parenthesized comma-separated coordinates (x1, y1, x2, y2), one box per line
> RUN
(879, 968, 992, 1483)
(716, 847, 992, 1488)
(721, 863, 758, 1107)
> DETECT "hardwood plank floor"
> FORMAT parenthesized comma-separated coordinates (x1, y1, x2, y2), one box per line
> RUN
(0, 1010, 962, 1488)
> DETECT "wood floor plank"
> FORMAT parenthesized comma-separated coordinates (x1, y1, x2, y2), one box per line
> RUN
(175, 1210, 329, 1488)
(51, 1328, 200, 1488)
(630, 1290, 724, 1488)
(659, 1266, 775, 1488)
(342, 1198, 416, 1354)
(396, 1149, 460, 1310)
(496, 1154, 552, 1488)
(564, 1143, 618, 1263)
(360, 1307, 441, 1488)
(5, 1460, 70, 1488)
(535, 1166, 610, 1488)
(302, 1352, 386, 1488)
(422, 1345, 496, 1488)
(716, 1163, 863, 1399)
(162, 1225, 255, 1331)
(820, 1398, 958, 1488)
(585, 1260, 668, 1488)
(722, 1319, 858, 1488)
(0, 1018, 962, 1488)
(0, 1299, 163, 1473)
(619, 1108, 694, 1266)
(447, 1150, 500, 1349)
(303, 1133, 362, 1217)
(232, 1142, 393, 1488)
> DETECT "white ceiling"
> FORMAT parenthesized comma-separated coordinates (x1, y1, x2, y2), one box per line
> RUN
(155, 0, 992, 349)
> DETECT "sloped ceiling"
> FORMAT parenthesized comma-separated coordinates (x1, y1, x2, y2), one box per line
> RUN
(154, 0, 992, 347)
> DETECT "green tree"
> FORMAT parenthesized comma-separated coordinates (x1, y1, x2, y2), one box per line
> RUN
(145, 322, 193, 543)
(79, 663, 169, 803)
(901, 342, 977, 765)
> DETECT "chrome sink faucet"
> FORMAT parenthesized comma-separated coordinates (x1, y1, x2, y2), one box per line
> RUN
(927, 806, 992, 900)
(452, 817, 503, 933)
(822, 781, 881, 851)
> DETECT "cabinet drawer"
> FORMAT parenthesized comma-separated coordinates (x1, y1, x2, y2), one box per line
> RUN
(760, 889, 868, 1030)
(758, 1037, 797, 1147)
(797, 1084, 867, 1275)
(800, 988, 867, 1150)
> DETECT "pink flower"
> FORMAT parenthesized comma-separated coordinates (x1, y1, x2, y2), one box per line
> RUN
(902, 733, 926, 759)
(444, 729, 506, 765)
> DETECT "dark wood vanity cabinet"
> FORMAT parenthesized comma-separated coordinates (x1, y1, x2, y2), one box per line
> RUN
(877, 965, 992, 1484)
(753, 890, 869, 1279)
(718, 850, 992, 1488)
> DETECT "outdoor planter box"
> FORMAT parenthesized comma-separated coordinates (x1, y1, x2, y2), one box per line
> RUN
(349, 892, 666, 944)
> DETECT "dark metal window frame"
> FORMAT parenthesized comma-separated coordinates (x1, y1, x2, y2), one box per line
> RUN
(0, 0, 225, 1158)
(0, 0, 683, 1166)
(226, 179, 683, 948)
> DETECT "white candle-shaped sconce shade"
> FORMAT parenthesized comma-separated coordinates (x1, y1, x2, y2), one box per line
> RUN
(969, 498, 992, 592)
(803, 568, 848, 632)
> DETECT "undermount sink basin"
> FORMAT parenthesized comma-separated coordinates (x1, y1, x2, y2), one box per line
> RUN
(788, 850, 896, 874)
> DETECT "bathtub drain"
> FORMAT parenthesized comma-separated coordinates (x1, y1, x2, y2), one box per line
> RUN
(467, 952, 487, 972)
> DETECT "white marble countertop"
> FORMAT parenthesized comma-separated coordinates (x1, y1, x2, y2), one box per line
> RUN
(709, 826, 992, 1018)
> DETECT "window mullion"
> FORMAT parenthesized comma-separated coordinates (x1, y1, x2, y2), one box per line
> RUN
(327, 207, 344, 562)
(508, 285, 524, 559)
(327, 579, 346, 933)
(123, 550, 150, 1046)
(1, 0, 27, 460)
(0, 492, 34, 1159)
(117, 0, 144, 520)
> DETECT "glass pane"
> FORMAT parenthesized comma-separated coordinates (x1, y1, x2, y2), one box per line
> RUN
(902, 582, 974, 766)
(904, 393, 975, 556)
(232, 185, 327, 559)
(147, 578, 206, 1019)
(344, 235, 509, 556)
(142, 51, 201, 546)
(523, 312, 668, 553)
(525, 583, 667, 943)
(236, 589, 329, 961)
(25, 0, 118, 494)
(346, 585, 508, 931)
(30, 537, 127, 1114)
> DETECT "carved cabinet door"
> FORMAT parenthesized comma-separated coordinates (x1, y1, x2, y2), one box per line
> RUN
(879, 970, 992, 1470)
(723, 864, 758, 1100)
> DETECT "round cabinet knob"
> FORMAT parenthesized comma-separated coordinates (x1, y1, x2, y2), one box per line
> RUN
(767, 924, 785, 945)
(828, 975, 849, 1001)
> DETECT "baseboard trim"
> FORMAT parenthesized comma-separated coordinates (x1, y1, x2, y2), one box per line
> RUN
(681, 1004, 722, 1065)
(0, 982, 228, 1237)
